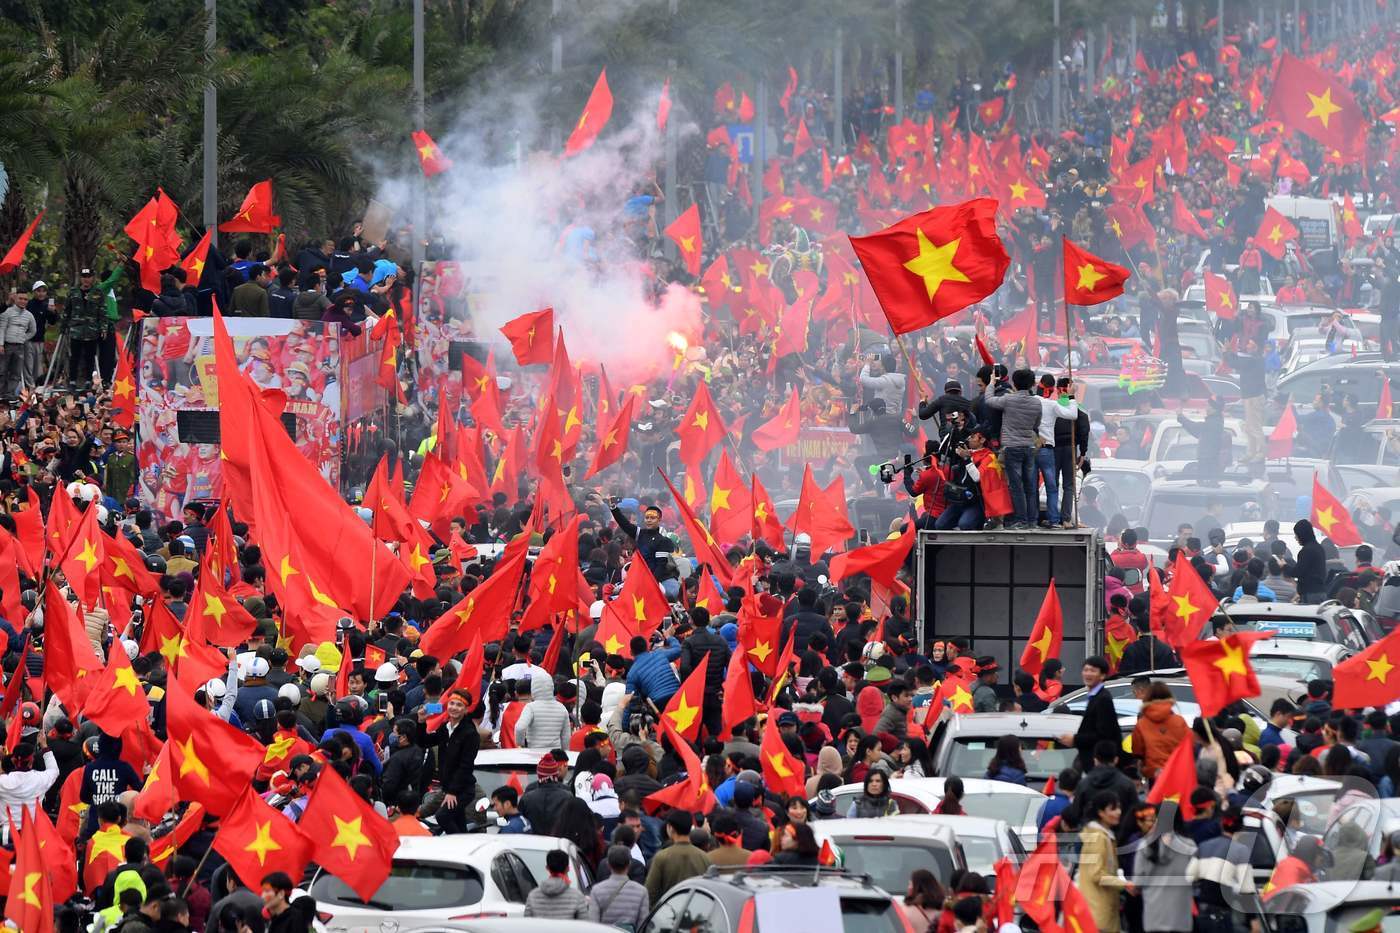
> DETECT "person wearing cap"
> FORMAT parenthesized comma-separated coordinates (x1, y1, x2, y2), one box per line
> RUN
(517, 751, 572, 835)
(591, 491, 673, 581)
(0, 291, 35, 398)
(23, 280, 50, 389)
(103, 431, 139, 502)
(234, 656, 279, 725)
(917, 378, 974, 436)
(62, 266, 108, 388)
(971, 657, 1000, 712)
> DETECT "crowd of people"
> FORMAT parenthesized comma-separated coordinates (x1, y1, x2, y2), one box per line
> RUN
(1, 6, 1400, 933)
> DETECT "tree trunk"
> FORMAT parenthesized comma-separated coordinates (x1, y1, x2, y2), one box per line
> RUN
(63, 169, 100, 280)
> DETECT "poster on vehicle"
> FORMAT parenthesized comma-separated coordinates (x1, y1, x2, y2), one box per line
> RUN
(135, 317, 344, 520)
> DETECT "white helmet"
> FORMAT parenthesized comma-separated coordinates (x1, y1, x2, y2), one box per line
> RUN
(375, 662, 399, 684)
(278, 683, 302, 705)
(309, 672, 331, 697)
(205, 678, 226, 699)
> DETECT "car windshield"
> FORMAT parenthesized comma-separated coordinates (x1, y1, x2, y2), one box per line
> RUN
(1373, 581, 1400, 624)
(310, 861, 484, 910)
(476, 766, 539, 798)
(1144, 492, 1258, 538)
(945, 738, 1078, 780)
(837, 843, 957, 891)
(957, 837, 1003, 876)
(1251, 656, 1330, 683)
(960, 794, 1044, 829)
(834, 897, 909, 933)
(1095, 470, 1152, 508)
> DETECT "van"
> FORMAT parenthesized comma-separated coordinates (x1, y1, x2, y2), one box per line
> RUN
(1265, 196, 1341, 251)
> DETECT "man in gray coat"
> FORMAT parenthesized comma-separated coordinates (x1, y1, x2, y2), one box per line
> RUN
(987, 369, 1043, 528)
(515, 672, 571, 750)
(588, 845, 651, 928)
(0, 292, 36, 397)
(524, 849, 589, 919)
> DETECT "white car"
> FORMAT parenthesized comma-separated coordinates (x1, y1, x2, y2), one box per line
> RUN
(472, 749, 580, 801)
(325, 922, 617, 933)
(1248, 636, 1351, 688)
(1259, 881, 1400, 933)
(824, 776, 1047, 848)
(311, 834, 587, 926)
(813, 817, 965, 897)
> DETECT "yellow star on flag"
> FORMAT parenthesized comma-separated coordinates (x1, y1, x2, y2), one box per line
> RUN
(693, 411, 709, 431)
(159, 634, 187, 666)
(1009, 181, 1028, 201)
(604, 634, 623, 655)
(333, 815, 372, 860)
(749, 640, 773, 663)
(1076, 262, 1107, 292)
(601, 429, 618, 449)
(1315, 506, 1339, 534)
(244, 821, 283, 866)
(903, 228, 970, 302)
(667, 693, 699, 734)
(950, 684, 974, 711)
(1305, 87, 1343, 128)
(88, 825, 127, 864)
(1268, 225, 1284, 245)
(113, 665, 141, 696)
(711, 485, 732, 512)
(264, 733, 297, 763)
(679, 236, 695, 253)
(111, 556, 135, 581)
(767, 751, 794, 778)
(454, 597, 477, 627)
(203, 594, 226, 626)
(754, 502, 769, 522)
(20, 872, 42, 908)
(407, 544, 430, 571)
(1172, 593, 1200, 622)
(177, 737, 210, 784)
(1030, 625, 1053, 660)
(632, 596, 647, 622)
(113, 377, 134, 399)
(1214, 639, 1248, 679)
(76, 539, 100, 572)
(278, 556, 299, 586)
(808, 206, 824, 222)
(417, 144, 435, 159)
(1366, 653, 1394, 683)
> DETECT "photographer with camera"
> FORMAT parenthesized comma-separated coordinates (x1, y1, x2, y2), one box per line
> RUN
(848, 396, 914, 490)
(931, 411, 984, 531)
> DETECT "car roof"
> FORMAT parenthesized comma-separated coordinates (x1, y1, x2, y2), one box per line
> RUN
(474, 749, 580, 766)
(831, 777, 1045, 800)
(1260, 880, 1400, 912)
(1221, 600, 1340, 619)
(941, 712, 1085, 735)
(816, 816, 971, 841)
(391, 833, 561, 860)
(1250, 637, 1349, 660)
(676, 866, 893, 903)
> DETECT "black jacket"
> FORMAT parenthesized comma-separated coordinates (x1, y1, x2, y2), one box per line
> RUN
(780, 610, 833, 653)
(267, 896, 318, 933)
(1117, 635, 1180, 676)
(1073, 687, 1122, 767)
(1053, 408, 1091, 455)
(413, 717, 479, 800)
(380, 743, 429, 804)
(679, 627, 730, 689)
(610, 507, 674, 580)
(1178, 412, 1227, 473)
(918, 392, 974, 433)
(517, 779, 574, 835)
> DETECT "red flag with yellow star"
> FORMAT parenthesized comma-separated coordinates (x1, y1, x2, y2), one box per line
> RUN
(1062, 237, 1131, 306)
(83, 821, 132, 895)
(125, 191, 183, 293)
(420, 540, 528, 657)
(411, 129, 452, 177)
(41, 584, 102, 712)
(1265, 52, 1366, 157)
(584, 392, 635, 479)
(166, 671, 267, 816)
(1019, 579, 1064, 678)
(737, 593, 783, 678)
(180, 229, 212, 286)
(1105, 201, 1157, 251)
(750, 473, 785, 549)
(499, 307, 553, 366)
(1145, 740, 1200, 816)
(219, 180, 281, 234)
(110, 345, 137, 429)
(786, 465, 855, 557)
(213, 786, 313, 888)
(57, 504, 105, 609)
(848, 197, 1010, 334)
(665, 203, 703, 276)
(300, 763, 399, 901)
(660, 468, 735, 585)
(1333, 626, 1400, 708)
(643, 718, 716, 815)
(1205, 271, 1237, 320)
(720, 646, 758, 739)
(1014, 827, 1069, 932)
(760, 712, 807, 798)
(601, 551, 671, 642)
(828, 520, 916, 589)
(7, 810, 52, 933)
(408, 451, 479, 530)
(188, 550, 258, 647)
(708, 448, 752, 547)
(677, 380, 727, 468)
(1379, 376, 1393, 420)
(79, 642, 149, 737)
(1002, 172, 1047, 211)
(1255, 207, 1300, 260)
(101, 525, 162, 599)
(133, 743, 175, 823)
(565, 69, 613, 157)
(750, 386, 801, 452)
(1312, 475, 1363, 547)
(662, 653, 709, 742)
(1171, 190, 1209, 241)
(1342, 194, 1363, 243)
(1181, 631, 1273, 717)
(1162, 551, 1217, 649)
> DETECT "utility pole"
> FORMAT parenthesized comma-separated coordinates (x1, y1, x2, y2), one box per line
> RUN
(833, 28, 845, 154)
(754, 75, 767, 230)
(664, 0, 678, 258)
(1218, 0, 1226, 75)
(412, 0, 425, 276)
(202, 0, 217, 246)
(551, 0, 563, 152)
(1052, 0, 1061, 132)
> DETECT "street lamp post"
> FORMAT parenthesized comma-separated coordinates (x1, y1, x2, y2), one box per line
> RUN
(202, 0, 217, 245)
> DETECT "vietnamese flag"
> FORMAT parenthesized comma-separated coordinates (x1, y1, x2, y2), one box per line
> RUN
(660, 468, 735, 585)
(665, 203, 703, 276)
(42, 584, 102, 713)
(1204, 271, 1237, 319)
(188, 551, 258, 646)
(1312, 475, 1363, 547)
(1015, 831, 1069, 933)
(1105, 200, 1157, 251)
(565, 68, 613, 156)
(737, 593, 783, 677)
(849, 197, 1010, 334)
(720, 647, 758, 738)
(213, 786, 313, 889)
(828, 520, 916, 588)
(1171, 190, 1209, 240)
(1342, 194, 1363, 243)
(219, 179, 281, 233)
(760, 714, 807, 798)
(180, 229, 212, 286)
(80, 644, 150, 738)
(751, 386, 801, 452)
(793, 118, 814, 160)
(299, 766, 399, 901)
(6, 810, 52, 933)
(1266, 53, 1366, 156)
(977, 96, 1005, 125)
(1163, 550, 1218, 649)
(971, 447, 1013, 519)
(1379, 377, 1393, 420)
(677, 380, 728, 468)
(0, 211, 43, 276)
(786, 465, 855, 557)
(643, 718, 716, 815)
(166, 671, 268, 816)
(1333, 626, 1400, 709)
(499, 307, 553, 365)
(1181, 631, 1273, 717)
(1062, 237, 1131, 306)
(1146, 740, 1199, 816)
(411, 129, 452, 177)
(125, 191, 183, 293)
(750, 473, 785, 549)
(1019, 579, 1064, 678)
(421, 541, 528, 656)
(708, 448, 752, 547)
(662, 654, 708, 742)
(1255, 207, 1300, 259)
(110, 343, 137, 430)
(601, 549, 670, 640)
(584, 393, 635, 479)
(1268, 401, 1297, 458)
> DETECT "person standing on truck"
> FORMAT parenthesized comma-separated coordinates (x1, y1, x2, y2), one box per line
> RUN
(987, 368, 1042, 529)
(1226, 338, 1268, 467)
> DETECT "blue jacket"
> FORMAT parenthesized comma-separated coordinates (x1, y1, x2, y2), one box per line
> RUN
(324, 726, 383, 776)
(625, 646, 681, 705)
(1037, 793, 1071, 830)
(499, 814, 531, 834)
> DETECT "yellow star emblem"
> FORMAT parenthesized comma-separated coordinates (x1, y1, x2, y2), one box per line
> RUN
(1366, 653, 1394, 683)
(601, 429, 618, 449)
(203, 594, 226, 627)
(1305, 87, 1343, 128)
(1268, 225, 1284, 245)
(749, 260, 769, 277)
(1009, 181, 1028, 201)
(113, 377, 134, 399)
(808, 206, 824, 222)
(76, 539, 100, 572)
(264, 733, 297, 763)
(754, 502, 769, 521)
(711, 485, 732, 512)
(111, 556, 134, 581)
(88, 825, 127, 864)
(1172, 593, 1200, 622)
(632, 595, 647, 622)
(159, 633, 187, 666)
(278, 556, 299, 586)
(693, 411, 709, 431)
(455, 597, 476, 627)
(177, 736, 210, 784)
(1315, 506, 1339, 534)
(666, 692, 699, 734)
(1030, 625, 1053, 659)
(903, 228, 970, 302)
(417, 144, 435, 159)
(680, 235, 695, 253)
(767, 751, 794, 778)
(408, 544, 431, 571)
(244, 821, 283, 866)
(332, 815, 371, 860)
(604, 633, 623, 655)
(1076, 262, 1107, 292)
(19, 872, 41, 908)
(113, 665, 141, 696)
(950, 684, 973, 710)
(1214, 638, 1248, 679)
(749, 640, 773, 663)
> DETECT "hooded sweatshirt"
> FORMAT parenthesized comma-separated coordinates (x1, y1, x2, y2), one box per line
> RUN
(806, 745, 844, 796)
(856, 685, 886, 734)
(523, 875, 589, 919)
(1131, 700, 1190, 780)
(515, 674, 571, 750)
